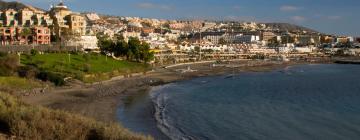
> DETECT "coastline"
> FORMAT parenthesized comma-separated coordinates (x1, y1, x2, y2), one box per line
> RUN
(20, 59, 332, 137)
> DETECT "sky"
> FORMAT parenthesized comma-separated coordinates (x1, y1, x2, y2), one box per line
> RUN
(5, 0, 360, 36)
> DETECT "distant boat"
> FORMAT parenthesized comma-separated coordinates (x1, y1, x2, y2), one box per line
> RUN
(178, 66, 197, 73)
(225, 75, 235, 79)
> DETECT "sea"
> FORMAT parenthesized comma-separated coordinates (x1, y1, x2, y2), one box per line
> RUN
(117, 64, 360, 140)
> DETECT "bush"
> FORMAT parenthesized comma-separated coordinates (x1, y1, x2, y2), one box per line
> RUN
(0, 92, 151, 140)
(0, 54, 19, 76)
(83, 63, 91, 72)
(30, 49, 38, 56)
(17, 66, 39, 79)
(37, 71, 65, 86)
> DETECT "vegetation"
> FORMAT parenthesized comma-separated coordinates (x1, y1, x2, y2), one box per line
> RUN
(61, 28, 81, 42)
(21, 53, 150, 83)
(268, 37, 280, 47)
(0, 92, 152, 140)
(0, 77, 42, 91)
(20, 28, 32, 37)
(218, 37, 227, 45)
(0, 53, 19, 76)
(98, 36, 154, 63)
(281, 36, 295, 44)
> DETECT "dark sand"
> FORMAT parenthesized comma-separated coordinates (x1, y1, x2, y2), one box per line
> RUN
(21, 59, 330, 124)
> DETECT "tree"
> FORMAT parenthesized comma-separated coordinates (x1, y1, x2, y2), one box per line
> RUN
(113, 40, 128, 57)
(139, 42, 154, 63)
(268, 37, 280, 47)
(219, 37, 227, 45)
(20, 28, 33, 44)
(98, 35, 114, 55)
(128, 37, 141, 61)
(194, 46, 200, 52)
(20, 28, 32, 37)
(98, 36, 154, 63)
(281, 36, 295, 44)
(62, 28, 80, 42)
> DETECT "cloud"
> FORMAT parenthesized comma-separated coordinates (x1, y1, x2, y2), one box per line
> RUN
(136, 2, 172, 10)
(280, 5, 300, 11)
(291, 16, 306, 22)
(233, 5, 241, 10)
(327, 15, 341, 20)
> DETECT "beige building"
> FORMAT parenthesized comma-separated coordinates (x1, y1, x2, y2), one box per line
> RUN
(0, 8, 52, 45)
(66, 13, 86, 35)
(261, 31, 277, 41)
(49, 2, 86, 39)
(0, 8, 53, 27)
(2, 9, 18, 26)
(18, 8, 34, 26)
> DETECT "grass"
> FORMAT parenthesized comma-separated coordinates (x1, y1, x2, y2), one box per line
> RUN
(0, 77, 43, 92)
(21, 53, 150, 82)
(0, 92, 152, 140)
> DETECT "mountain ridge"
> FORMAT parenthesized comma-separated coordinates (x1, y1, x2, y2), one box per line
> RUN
(264, 23, 319, 33)
(0, 0, 44, 12)
(0, 1, 321, 34)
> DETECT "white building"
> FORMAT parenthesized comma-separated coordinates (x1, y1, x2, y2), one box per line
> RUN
(248, 48, 277, 54)
(278, 47, 293, 53)
(348, 36, 354, 42)
(201, 45, 232, 52)
(234, 35, 260, 44)
(345, 48, 360, 56)
(85, 13, 100, 21)
(165, 33, 180, 41)
(80, 36, 99, 50)
(294, 47, 312, 53)
(179, 45, 195, 52)
(64, 36, 99, 51)
(123, 31, 141, 41)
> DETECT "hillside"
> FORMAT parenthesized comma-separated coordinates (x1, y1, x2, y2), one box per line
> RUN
(0, 92, 152, 140)
(0, 0, 44, 11)
(265, 23, 319, 33)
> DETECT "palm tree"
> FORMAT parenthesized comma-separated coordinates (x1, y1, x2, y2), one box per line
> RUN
(20, 28, 33, 44)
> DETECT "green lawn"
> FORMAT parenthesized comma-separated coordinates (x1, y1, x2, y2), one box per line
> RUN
(20, 53, 150, 82)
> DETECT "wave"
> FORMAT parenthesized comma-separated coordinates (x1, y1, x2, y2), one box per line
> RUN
(150, 85, 195, 140)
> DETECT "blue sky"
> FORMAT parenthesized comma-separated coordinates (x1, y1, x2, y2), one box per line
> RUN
(7, 0, 360, 36)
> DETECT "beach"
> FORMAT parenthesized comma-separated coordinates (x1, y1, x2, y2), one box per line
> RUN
(20, 59, 331, 135)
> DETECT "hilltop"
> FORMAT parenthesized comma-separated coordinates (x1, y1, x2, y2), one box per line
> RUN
(0, 1, 320, 35)
(264, 23, 319, 33)
(0, 0, 44, 11)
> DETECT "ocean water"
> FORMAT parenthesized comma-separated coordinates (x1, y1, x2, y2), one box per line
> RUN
(118, 64, 360, 140)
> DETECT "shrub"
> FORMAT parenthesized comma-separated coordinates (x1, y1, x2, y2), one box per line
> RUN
(0, 54, 19, 76)
(30, 49, 38, 56)
(17, 66, 39, 79)
(37, 71, 65, 86)
(83, 63, 91, 72)
(0, 92, 151, 140)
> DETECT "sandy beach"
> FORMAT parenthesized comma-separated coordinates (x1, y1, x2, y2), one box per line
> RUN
(21, 59, 331, 124)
